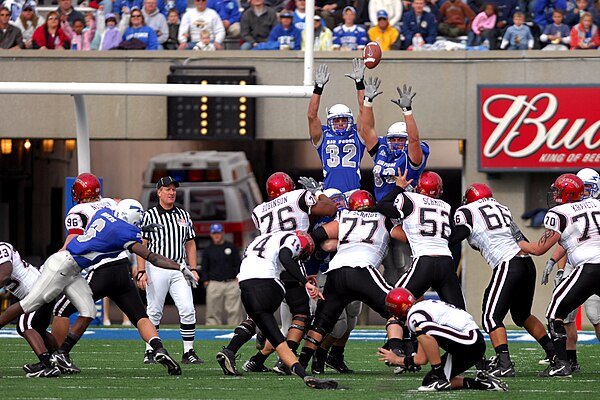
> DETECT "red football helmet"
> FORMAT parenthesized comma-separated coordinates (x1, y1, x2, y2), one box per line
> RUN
(548, 173, 584, 207)
(463, 183, 493, 205)
(266, 172, 295, 200)
(348, 190, 375, 211)
(72, 172, 101, 204)
(385, 288, 416, 319)
(295, 230, 315, 260)
(417, 171, 443, 199)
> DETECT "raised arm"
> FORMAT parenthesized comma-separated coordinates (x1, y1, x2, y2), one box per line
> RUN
(308, 64, 330, 145)
(391, 84, 423, 166)
(361, 76, 383, 152)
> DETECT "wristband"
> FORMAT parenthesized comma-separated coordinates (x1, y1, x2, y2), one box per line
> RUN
(313, 84, 324, 95)
(403, 355, 416, 369)
(363, 98, 373, 107)
(402, 106, 412, 115)
(550, 258, 557, 264)
(355, 79, 365, 91)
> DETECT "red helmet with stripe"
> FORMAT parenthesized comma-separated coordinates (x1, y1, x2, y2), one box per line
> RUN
(266, 172, 295, 200)
(548, 173, 584, 207)
(417, 171, 443, 199)
(385, 288, 416, 319)
(295, 230, 315, 260)
(348, 190, 375, 211)
(72, 172, 101, 204)
(463, 183, 493, 205)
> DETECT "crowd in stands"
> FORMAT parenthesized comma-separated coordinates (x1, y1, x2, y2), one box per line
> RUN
(2, 0, 600, 50)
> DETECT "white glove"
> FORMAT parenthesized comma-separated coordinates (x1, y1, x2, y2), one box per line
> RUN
(541, 258, 556, 285)
(180, 263, 198, 289)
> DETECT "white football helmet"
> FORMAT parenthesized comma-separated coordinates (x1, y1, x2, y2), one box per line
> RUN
(577, 168, 600, 199)
(326, 104, 354, 135)
(386, 122, 408, 157)
(114, 199, 144, 227)
(323, 188, 347, 210)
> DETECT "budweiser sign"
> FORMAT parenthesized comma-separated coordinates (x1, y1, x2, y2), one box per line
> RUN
(478, 85, 600, 171)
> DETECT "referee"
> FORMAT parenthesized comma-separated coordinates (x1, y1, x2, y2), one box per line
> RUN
(136, 176, 203, 365)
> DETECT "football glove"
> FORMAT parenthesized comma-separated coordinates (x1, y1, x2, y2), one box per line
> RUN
(180, 263, 198, 289)
(509, 221, 527, 243)
(298, 176, 323, 195)
(314, 64, 330, 88)
(554, 268, 565, 288)
(344, 58, 366, 82)
(391, 84, 416, 113)
(364, 76, 383, 103)
(541, 258, 556, 285)
(141, 223, 164, 233)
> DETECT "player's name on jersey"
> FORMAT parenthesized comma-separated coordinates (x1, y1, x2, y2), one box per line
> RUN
(421, 197, 447, 207)
(261, 196, 289, 212)
(570, 199, 598, 212)
(352, 211, 381, 218)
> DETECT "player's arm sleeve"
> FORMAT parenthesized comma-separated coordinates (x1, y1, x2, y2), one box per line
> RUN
(448, 208, 473, 246)
(278, 247, 308, 285)
(310, 225, 330, 244)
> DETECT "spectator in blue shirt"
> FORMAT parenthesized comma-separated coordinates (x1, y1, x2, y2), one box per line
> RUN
(157, 0, 188, 18)
(256, 9, 301, 49)
(534, 0, 567, 29)
(332, 6, 368, 50)
(400, 0, 437, 49)
(122, 7, 159, 49)
(208, 0, 241, 37)
(114, 0, 145, 16)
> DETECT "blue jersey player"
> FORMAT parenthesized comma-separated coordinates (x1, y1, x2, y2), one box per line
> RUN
(361, 80, 429, 202)
(0, 199, 196, 374)
(309, 61, 369, 194)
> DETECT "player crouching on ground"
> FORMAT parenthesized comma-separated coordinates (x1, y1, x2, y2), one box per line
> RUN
(378, 288, 508, 392)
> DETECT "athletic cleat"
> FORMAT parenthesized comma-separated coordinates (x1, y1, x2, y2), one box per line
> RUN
(325, 354, 353, 373)
(311, 353, 325, 375)
(26, 366, 61, 378)
(23, 361, 47, 374)
(418, 378, 452, 391)
(570, 361, 581, 373)
(475, 371, 508, 391)
(539, 359, 572, 377)
(155, 348, 182, 375)
(50, 351, 81, 374)
(272, 358, 292, 375)
(216, 348, 241, 376)
(303, 376, 338, 390)
(243, 357, 270, 372)
(487, 354, 515, 378)
(255, 331, 266, 350)
(181, 349, 204, 365)
(144, 350, 157, 364)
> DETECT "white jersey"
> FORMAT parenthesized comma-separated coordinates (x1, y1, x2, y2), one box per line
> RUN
(237, 231, 304, 284)
(327, 210, 390, 272)
(64, 197, 127, 269)
(0, 242, 40, 300)
(393, 192, 452, 257)
(251, 189, 317, 235)
(545, 198, 600, 267)
(407, 299, 479, 337)
(454, 198, 520, 269)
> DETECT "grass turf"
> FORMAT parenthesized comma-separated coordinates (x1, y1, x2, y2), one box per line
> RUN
(1, 336, 599, 399)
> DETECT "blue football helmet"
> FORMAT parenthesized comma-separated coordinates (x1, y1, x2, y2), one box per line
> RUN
(577, 168, 600, 199)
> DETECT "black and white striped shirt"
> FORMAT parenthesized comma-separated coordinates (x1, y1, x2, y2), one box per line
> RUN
(141, 204, 196, 264)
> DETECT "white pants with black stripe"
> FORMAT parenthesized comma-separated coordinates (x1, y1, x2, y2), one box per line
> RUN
(145, 261, 196, 325)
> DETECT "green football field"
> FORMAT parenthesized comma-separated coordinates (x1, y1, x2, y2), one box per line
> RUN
(1, 335, 599, 399)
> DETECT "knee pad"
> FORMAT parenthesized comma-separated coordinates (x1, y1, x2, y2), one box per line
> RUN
(549, 320, 567, 340)
(239, 319, 257, 336)
(289, 314, 309, 334)
(331, 318, 347, 339)
(304, 325, 327, 347)
(386, 318, 404, 330)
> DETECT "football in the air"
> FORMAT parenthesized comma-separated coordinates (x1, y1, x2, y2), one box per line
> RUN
(363, 42, 382, 69)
